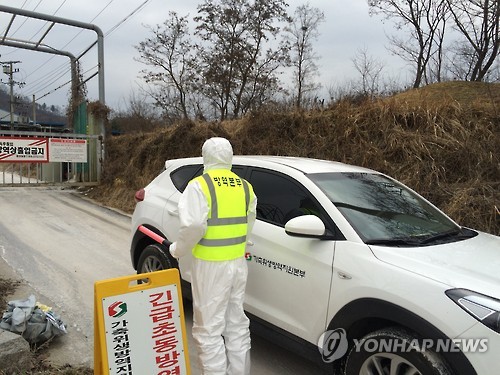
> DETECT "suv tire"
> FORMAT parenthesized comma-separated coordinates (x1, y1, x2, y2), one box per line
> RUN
(137, 243, 176, 274)
(344, 327, 452, 375)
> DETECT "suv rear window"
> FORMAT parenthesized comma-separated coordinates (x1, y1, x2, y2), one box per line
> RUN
(171, 164, 248, 192)
(171, 165, 202, 192)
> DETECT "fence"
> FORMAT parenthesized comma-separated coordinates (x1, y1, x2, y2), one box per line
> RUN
(0, 130, 102, 186)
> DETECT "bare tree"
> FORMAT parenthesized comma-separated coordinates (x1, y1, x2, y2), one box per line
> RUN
(194, 0, 290, 120)
(427, 3, 451, 82)
(351, 47, 385, 98)
(110, 90, 162, 134)
(135, 12, 196, 120)
(446, 0, 499, 81)
(125, 90, 159, 120)
(368, 0, 450, 88)
(284, 3, 325, 109)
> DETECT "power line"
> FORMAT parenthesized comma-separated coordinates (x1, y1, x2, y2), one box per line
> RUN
(26, 63, 71, 94)
(24, 60, 68, 88)
(29, 0, 153, 102)
(8, 0, 44, 38)
(4, 0, 155, 104)
(0, 60, 25, 129)
(22, 0, 105, 81)
(36, 64, 98, 101)
(0, 0, 41, 57)
(19, 0, 114, 88)
(27, 0, 68, 40)
(105, 0, 151, 37)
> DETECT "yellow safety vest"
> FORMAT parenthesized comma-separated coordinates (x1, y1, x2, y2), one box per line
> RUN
(192, 169, 252, 261)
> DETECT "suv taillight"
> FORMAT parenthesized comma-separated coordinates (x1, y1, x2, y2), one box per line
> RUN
(134, 188, 145, 202)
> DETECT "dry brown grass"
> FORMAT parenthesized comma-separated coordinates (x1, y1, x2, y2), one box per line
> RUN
(89, 81, 499, 235)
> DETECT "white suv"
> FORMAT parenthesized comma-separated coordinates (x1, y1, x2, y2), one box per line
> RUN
(130, 156, 500, 375)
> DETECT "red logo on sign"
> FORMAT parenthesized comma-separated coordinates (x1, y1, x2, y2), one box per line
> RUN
(108, 301, 127, 318)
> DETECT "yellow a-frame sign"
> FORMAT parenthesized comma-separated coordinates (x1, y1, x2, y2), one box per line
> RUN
(94, 269, 190, 374)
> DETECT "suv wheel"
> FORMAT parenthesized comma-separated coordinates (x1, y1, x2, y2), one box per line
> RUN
(137, 244, 176, 274)
(344, 328, 452, 375)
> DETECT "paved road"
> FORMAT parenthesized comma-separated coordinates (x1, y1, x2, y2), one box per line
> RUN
(0, 186, 328, 374)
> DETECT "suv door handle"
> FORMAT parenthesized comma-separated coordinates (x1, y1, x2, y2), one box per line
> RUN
(338, 271, 352, 280)
(167, 209, 178, 217)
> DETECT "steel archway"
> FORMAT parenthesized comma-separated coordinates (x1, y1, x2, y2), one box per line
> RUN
(0, 4, 105, 105)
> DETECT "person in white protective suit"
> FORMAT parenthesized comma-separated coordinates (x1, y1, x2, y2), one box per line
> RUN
(169, 137, 257, 375)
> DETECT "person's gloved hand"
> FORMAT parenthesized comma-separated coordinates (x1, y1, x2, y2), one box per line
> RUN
(169, 242, 179, 259)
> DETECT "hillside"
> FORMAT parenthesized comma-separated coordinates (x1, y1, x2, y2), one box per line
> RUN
(88, 81, 500, 236)
(0, 87, 66, 125)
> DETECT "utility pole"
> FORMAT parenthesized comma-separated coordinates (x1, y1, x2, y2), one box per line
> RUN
(0, 60, 24, 130)
(33, 94, 36, 130)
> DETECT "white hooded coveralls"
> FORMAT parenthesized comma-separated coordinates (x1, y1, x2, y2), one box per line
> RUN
(170, 137, 257, 375)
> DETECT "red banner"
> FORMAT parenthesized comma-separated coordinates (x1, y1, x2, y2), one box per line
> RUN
(0, 137, 49, 163)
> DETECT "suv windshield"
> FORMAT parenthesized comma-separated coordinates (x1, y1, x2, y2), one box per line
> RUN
(309, 172, 464, 244)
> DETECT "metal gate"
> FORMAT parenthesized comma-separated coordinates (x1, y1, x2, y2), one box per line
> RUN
(0, 130, 102, 186)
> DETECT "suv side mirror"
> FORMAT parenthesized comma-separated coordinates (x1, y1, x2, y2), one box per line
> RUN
(284, 215, 325, 238)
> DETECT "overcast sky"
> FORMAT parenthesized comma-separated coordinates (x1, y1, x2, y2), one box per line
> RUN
(0, 0, 408, 112)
